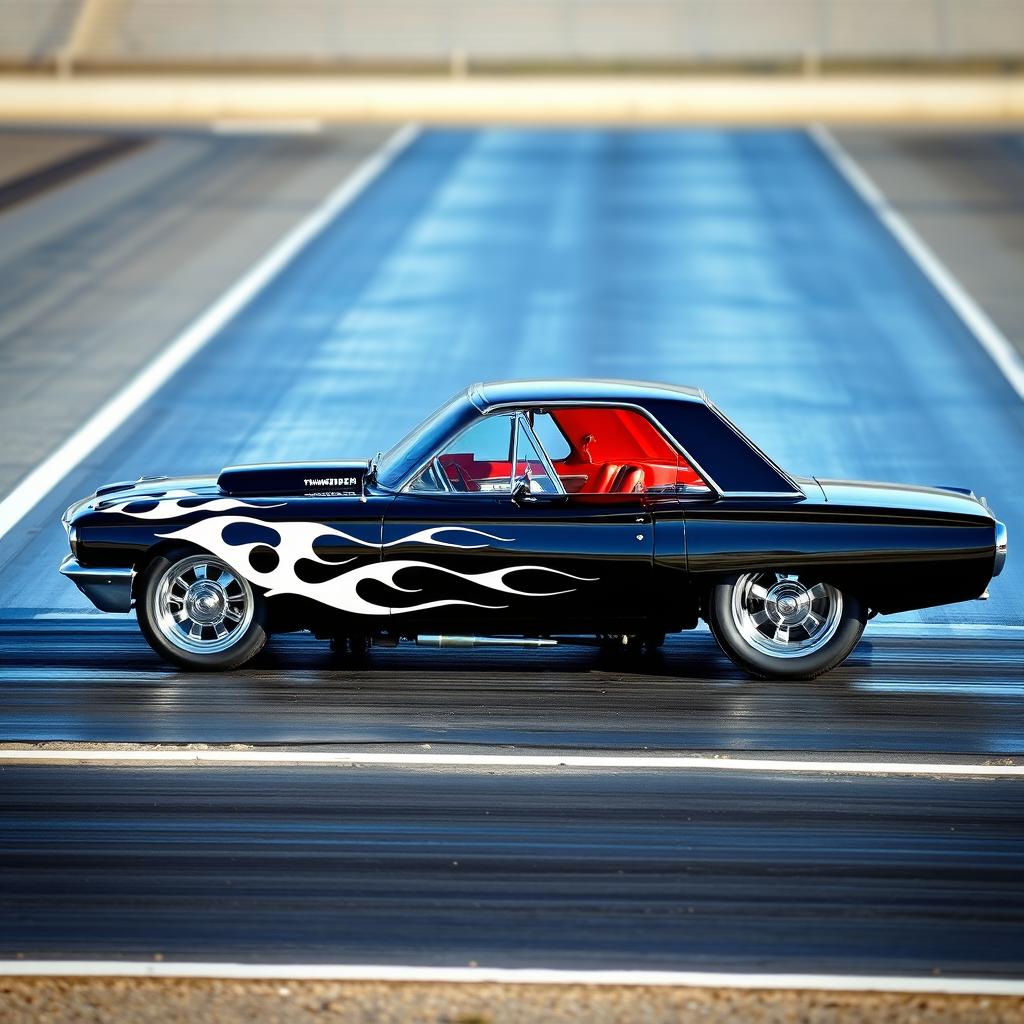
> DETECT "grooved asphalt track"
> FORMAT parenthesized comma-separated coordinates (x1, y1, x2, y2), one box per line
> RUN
(0, 129, 1022, 976)
(2, 623, 1023, 752)
(2, 764, 1023, 975)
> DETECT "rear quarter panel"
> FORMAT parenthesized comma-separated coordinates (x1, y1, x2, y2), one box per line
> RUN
(678, 498, 995, 614)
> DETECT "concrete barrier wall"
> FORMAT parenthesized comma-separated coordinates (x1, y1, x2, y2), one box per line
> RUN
(2, 0, 1023, 68)
(0, 0, 80, 62)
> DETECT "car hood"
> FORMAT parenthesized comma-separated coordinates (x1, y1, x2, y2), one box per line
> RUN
(814, 477, 994, 522)
(66, 475, 221, 518)
(217, 461, 368, 497)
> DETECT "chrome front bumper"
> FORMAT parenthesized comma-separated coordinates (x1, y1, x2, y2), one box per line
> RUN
(59, 555, 135, 613)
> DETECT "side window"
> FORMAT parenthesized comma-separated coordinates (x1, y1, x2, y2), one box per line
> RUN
(530, 412, 572, 462)
(514, 419, 559, 495)
(409, 414, 515, 493)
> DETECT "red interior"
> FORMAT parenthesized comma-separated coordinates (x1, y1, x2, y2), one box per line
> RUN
(548, 407, 705, 493)
(438, 407, 707, 495)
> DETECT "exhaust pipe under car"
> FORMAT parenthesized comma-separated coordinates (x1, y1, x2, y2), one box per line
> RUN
(415, 635, 557, 649)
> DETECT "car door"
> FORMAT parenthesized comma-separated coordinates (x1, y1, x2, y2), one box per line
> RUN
(381, 410, 654, 632)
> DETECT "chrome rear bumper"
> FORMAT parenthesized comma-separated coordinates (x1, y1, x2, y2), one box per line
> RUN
(59, 555, 135, 613)
(994, 520, 1008, 578)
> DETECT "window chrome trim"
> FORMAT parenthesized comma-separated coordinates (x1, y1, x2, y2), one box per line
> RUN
(397, 398, 805, 501)
(482, 399, 725, 499)
(513, 412, 567, 497)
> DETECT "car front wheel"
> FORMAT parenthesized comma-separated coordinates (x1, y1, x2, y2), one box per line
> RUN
(137, 549, 268, 670)
(707, 571, 865, 680)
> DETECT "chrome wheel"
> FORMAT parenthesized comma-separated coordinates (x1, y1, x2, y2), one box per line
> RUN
(152, 554, 254, 655)
(730, 571, 842, 659)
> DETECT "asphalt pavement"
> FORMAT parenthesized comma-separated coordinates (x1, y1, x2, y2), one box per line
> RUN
(0, 126, 390, 496)
(2, 763, 1022, 976)
(836, 129, 1024, 359)
(1, 621, 1022, 753)
(0, 126, 1021, 983)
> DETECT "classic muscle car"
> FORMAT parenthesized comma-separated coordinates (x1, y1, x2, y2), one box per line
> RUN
(60, 380, 1007, 679)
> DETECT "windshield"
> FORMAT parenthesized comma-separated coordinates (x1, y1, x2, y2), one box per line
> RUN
(375, 391, 479, 490)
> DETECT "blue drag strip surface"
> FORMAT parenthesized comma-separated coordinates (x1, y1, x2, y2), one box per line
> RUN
(0, 129, 1020, 624)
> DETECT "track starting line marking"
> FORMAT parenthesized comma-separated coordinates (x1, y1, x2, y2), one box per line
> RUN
(0, 961, 1022, 996)
(1, 748, 1021, 776)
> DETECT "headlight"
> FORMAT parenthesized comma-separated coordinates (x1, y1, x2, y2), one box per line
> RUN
(67, 523, 79, 560)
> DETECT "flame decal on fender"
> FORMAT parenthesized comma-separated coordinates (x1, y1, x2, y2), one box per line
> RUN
(381, 526, 513, 549)
(157, 515, 596, 616)
(103, 491, 512, 551)
(100, 491, 285, 519)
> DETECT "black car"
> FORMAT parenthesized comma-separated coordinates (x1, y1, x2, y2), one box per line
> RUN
(60, 379, 1007, 679)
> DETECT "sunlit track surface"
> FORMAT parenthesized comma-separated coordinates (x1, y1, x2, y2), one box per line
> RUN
(1, 127, 1023, 986)
(0, 130, 1020, 623)
(1, 764, 1023, 974)
(1, 621, 1021, 752)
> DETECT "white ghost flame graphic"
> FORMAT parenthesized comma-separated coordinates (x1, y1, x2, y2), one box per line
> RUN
(382, 526, 513, 549)
(156, 515, 595, 616)
(100, 490, 284, 519)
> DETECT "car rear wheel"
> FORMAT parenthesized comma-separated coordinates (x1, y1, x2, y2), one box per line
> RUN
(707, 571, 865, 680)
(137, 549, 268, 670)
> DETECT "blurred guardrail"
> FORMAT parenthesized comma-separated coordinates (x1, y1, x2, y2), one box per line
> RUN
(2, 0, 1023, 74)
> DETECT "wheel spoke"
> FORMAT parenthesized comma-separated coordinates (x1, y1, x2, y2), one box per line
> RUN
(731, 572, 843, 660)
(155, 554, 254, 655)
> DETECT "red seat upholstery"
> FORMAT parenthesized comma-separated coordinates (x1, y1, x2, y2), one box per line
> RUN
(582, 464, 621, 493)
(612, 466, 645, 493)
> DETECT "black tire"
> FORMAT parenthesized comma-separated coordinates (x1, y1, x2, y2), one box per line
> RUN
(136, 547, 268, 671)
(707, 572, 866, 680)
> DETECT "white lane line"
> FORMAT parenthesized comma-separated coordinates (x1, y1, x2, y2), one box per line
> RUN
(867, 622, 1024, 637)
(0, 123, 420, 541)
(1, 961, 1022, 995)
(1, 748, 1020, 775)
(810, 125, 1024, 401)
(32, 611, 119, 620)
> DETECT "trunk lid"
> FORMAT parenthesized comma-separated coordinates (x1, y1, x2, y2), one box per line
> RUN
(814, 478, 994, 521)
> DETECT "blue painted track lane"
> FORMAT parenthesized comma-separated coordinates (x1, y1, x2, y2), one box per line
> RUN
(0, 129, 1020, 625)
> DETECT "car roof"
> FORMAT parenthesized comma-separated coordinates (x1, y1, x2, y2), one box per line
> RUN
(470, 378, 706, 411)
